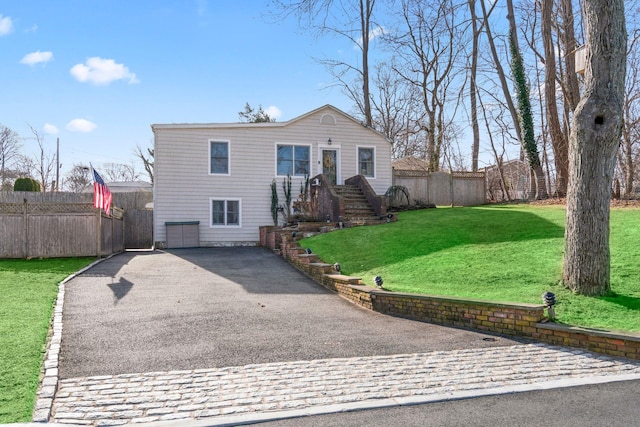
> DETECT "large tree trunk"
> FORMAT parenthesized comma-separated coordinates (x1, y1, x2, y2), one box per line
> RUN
(562, 0, 626, 296)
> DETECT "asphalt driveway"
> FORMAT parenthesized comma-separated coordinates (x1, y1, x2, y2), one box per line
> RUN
(59, 247, 522, 379)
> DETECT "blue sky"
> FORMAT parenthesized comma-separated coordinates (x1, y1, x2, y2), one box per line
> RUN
(1, 1, 358, 181)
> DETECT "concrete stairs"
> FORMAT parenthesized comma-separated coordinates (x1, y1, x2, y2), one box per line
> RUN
(334, 185, 386, 226)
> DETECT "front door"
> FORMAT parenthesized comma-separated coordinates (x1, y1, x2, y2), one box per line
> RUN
(322, 149, 338, 185)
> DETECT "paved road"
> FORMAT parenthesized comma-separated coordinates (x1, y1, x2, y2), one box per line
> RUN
(50, 248, 640, 426)
(254, 379, 640, 427)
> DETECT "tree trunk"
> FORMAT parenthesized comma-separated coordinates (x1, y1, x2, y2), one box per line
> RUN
(560, 0, 581, 112)
(468, 0, 480, 172)
(563, 0, 626, 296)
(541, 0, 568, 197)
(360, 0, 373, 127)
(506, 0, 547, 199)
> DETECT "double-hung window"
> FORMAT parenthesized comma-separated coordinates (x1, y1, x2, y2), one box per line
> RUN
(210, 140, 230, 174)
(277, 144, 310, 176)
(358, 147, 375, 178)
(211, 199, 240, 227)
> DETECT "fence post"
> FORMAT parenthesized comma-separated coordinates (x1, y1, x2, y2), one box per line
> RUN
(23, 199, 28, 258)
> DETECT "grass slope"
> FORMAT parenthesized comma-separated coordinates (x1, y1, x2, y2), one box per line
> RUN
(300, 205, 640, 333)
(0, 257, 94, 423)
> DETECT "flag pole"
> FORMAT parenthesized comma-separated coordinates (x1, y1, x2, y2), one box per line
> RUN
(91, 164, 101, 257)
(97, 206, 102, 258)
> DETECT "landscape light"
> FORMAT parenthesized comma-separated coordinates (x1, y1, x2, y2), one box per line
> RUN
(542, 291, 556, 320)
(333, 262, 341, 273)
(374, 275, 383, 288)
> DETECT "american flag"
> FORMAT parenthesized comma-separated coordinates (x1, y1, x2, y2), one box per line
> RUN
(93, 169, 112, 216)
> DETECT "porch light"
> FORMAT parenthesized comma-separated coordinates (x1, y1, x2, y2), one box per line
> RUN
(542, 291, 556, 320)
(328, 138, 332, 145)
(326, 214, 331, 223)
(374, 275, 383, 288)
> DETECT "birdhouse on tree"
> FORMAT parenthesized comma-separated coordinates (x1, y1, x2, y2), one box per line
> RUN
(574, 45, 586, 75)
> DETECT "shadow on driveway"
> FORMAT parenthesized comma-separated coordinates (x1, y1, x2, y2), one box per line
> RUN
(60, 248, 523, 379)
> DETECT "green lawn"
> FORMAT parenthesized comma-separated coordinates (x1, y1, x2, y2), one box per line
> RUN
(0, 257, 94, 424)
(300, 205, 640, 333)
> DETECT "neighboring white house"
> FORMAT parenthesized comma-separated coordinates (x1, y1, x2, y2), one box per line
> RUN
(151, 104, 393, 247)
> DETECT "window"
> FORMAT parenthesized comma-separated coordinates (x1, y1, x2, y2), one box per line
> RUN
(210, 199, 240, 226)
(277, 144, 310, 176)
(210, 141, 229, 174)
(358, 147, 375, 177)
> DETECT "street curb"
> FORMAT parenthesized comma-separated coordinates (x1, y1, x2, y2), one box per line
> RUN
(129, 373, 640, 427)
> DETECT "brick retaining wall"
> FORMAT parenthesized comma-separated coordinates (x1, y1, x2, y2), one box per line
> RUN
(261, 227, 640, 360)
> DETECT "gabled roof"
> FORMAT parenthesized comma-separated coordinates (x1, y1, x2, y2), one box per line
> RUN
(151, 104, 391, 143)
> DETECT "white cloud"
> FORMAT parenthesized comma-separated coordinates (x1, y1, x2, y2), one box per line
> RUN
(43, 123, 59, 134)
(355, 26, 385, 49)
(0, 14, 14, 36)
(70, 57, 139, 85)
(266, 106, 282, 120)
(66, 119, 97, 133)
(20, 51, 53, 66)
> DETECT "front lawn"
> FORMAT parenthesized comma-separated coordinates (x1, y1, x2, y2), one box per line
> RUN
(0, 257, 94, 424)
(300, 205, 640, 333)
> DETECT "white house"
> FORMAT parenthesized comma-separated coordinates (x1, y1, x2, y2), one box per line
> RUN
(151, 105, 393, 248)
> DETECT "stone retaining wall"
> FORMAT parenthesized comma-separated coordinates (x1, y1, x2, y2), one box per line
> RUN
(261, 227, 640, 360)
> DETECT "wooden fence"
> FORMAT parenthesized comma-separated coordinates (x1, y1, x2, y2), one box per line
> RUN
(392, 170, 486, 207)
(125, 209, 154, 249)
(0, 200, 124, 258)
(0, 191, 153, 257)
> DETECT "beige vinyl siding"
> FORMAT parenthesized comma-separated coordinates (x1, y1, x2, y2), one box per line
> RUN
(153, 106, 392, 245)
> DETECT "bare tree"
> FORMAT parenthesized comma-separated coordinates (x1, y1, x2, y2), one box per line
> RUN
(65, 164, 92, 193)
(562, 0, 626, 296)
(134, 143, 154, 184)
(506, 0, 547, 199)
(27, 124, 55, 192)
(0, 125, 22, 190)
(102, 162, 140, 182)
(272, 0, 377, 126)
(387, 0, 462, 172)
(478, 0, 548, 198)
(467, 0, 481, 171)
(618, 27, 640, 197)
(539, 0, 568, 196)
